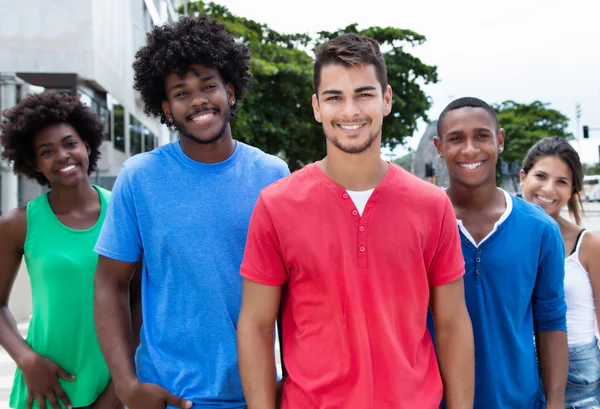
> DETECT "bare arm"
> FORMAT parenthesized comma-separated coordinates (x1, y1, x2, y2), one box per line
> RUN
(237, 279, 282, 409)
(580, 233, 600, 335)
(0, 208, 75, 409)
(0, 208, 33, 367)
(535, 331, 568, 408)
(429, 278, 474, 409)
(94, 256, 139, 396)
(129, 259, 143, 351)
(94, 256, 190, 409)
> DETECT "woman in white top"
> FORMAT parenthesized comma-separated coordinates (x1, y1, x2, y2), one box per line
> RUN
(521, 137, 600, 408)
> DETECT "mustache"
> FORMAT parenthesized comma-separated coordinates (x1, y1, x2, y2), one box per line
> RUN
(186, 107, 219, 122)
(333, 118, 369, 125)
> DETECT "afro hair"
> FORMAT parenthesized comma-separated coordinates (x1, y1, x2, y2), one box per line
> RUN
(133, 15, 252, 124)
(0, 91, 104, 186)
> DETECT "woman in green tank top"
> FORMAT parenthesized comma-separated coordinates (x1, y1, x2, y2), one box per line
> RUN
(0, 92, 129, 409)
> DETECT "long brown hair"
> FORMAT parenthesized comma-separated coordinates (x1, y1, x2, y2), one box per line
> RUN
(522, 137, 584, 225)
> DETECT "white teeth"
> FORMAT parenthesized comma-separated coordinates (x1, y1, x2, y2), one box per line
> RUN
(536, 195, 554, 203)
(192, 112, 215, 122)
(340, 124, 362, 130)
(59, 165, 75, 172)
(458, 161, 483, 170)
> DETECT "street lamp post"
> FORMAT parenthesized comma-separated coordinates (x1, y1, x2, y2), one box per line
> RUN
(0, 73, 20, 215)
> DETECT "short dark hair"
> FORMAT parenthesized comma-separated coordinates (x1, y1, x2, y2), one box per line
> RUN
(522, 137, 584, 225)
(313, 33, 388, 94)
(133, 16, 251, 124)
(437, 97, 499, 137)
(0, 91, 104, 186)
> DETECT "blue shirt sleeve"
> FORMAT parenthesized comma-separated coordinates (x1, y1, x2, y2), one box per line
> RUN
(94, 165, 143, 263)
(532, 221, 567, 333)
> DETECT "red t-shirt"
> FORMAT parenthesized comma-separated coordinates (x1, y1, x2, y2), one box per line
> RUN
(241, 163, 465, 409)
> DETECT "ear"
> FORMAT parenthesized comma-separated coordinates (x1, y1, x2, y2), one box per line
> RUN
(162, 101, 172, 122)
(519, 169, 526, 185)
(383, 85, 393, 117)
(312, 94, 322, 123)
(497, 128, 505, 152)
(85, 143, 91, 155)
(433, 136, 443, 157)
(226, 83, 235, 107)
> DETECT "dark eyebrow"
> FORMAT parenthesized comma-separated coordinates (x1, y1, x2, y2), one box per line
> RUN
(169, 75, 217, 92)
(445, 130, 464, 138)
(37, 134, 74, 149)
(355, 86, 377, 93)
(473, 127, 494, 133)
(321, 89, 342, 96)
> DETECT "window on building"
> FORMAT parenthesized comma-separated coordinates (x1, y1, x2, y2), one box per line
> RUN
(130, 116, 143, 155)
(144, 127, 156, 152)
(113, 104, 125, 152)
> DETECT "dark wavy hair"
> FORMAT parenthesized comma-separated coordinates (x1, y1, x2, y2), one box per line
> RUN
(314, 33, 387, 94)
(0, 91, 104, 186)
(133, 16, 251, 124)
(522, 137, 584, 225)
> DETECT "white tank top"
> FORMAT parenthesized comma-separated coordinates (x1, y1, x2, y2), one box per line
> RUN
(564, 230, 597, 347)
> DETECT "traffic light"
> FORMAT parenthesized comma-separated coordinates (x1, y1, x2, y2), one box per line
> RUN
(583, 125, 589, 139)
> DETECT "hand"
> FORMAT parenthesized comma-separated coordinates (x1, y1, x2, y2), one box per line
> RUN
(119, 381, 192, 409)
(20, 353, 75, 409)
(92, 382, 124, 409)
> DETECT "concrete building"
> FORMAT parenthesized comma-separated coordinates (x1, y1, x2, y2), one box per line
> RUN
(0, 0, 181, 319)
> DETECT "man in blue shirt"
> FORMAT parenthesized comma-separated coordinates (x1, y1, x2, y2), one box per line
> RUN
(433, 97, 568, 409)
(93, 17, 289, 409)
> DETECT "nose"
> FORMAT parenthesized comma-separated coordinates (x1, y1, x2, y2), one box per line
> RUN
(56, 147, 70, 162)
(190, 91, 209, 109)
(461, 138, 480, 157)
(340, 98, 360, 119)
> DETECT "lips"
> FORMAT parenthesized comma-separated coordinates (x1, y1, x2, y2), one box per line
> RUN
(186, 109, 219, 122)
(458, 160, 485, 170)
(535, 194, 556, 204)
(56, 164, 78, 173)
(335, 122, 367, 133)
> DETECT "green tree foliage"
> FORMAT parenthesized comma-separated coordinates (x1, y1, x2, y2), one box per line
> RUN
(494, 100, 573, 185)
(180, 1, 437, 170)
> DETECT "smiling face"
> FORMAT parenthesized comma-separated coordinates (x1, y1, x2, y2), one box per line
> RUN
(521, 155, 573, 218)
(312, 63, 392, 155)
(434, 106, 504, 189)
(162, 63, 234, 145)
(32, 123, 90, 187)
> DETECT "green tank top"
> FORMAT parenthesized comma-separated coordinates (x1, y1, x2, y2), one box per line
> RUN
(10, 186, 112, 409)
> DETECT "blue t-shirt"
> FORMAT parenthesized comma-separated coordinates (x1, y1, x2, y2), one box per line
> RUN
(458, 194, 566, 408)
(94, 140, 289, 408)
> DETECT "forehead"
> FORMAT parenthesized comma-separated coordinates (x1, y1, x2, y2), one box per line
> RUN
(531, 155, 572, 177)
(164, 63, 223, 85)
(440, 107, 497, 136)
(317, 63, 380, 94)
(34, 123, 80, 145)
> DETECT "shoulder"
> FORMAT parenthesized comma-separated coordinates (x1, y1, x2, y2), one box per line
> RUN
(0, 206, 27, 247)
(259, 164, 317, 203)
(579, 231, 600, 264)
(94, 185, 112, 200)
(238, 142, 289, 176)
(386, 165, 452, 215)
(511, 195, 559, 231)
(121, 143, 174, 175)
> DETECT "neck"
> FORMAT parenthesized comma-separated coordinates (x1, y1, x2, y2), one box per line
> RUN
(48, 180, 97, 211)
(179, 126, 236, 163)
(446, 178, 501, 211)
(319, 142, 388, 191)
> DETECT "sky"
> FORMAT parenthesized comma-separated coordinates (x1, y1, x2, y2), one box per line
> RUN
(204, 0, 600, 163)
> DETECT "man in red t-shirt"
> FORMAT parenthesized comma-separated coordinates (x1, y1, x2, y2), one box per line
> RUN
(237, 33, 475, 409)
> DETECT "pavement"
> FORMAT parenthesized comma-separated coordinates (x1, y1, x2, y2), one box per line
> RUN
(2, 202, 600, 408)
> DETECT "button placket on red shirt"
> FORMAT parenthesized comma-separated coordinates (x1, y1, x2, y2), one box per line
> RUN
(342, 192, 369, 268)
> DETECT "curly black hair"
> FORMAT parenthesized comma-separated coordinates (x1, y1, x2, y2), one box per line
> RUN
(133, 16, 252, 124)
(0, 91, 104, 186)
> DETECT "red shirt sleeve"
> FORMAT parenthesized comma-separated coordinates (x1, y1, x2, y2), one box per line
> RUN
(240, 194, 288, 286)
(427, 196, 465, 287)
